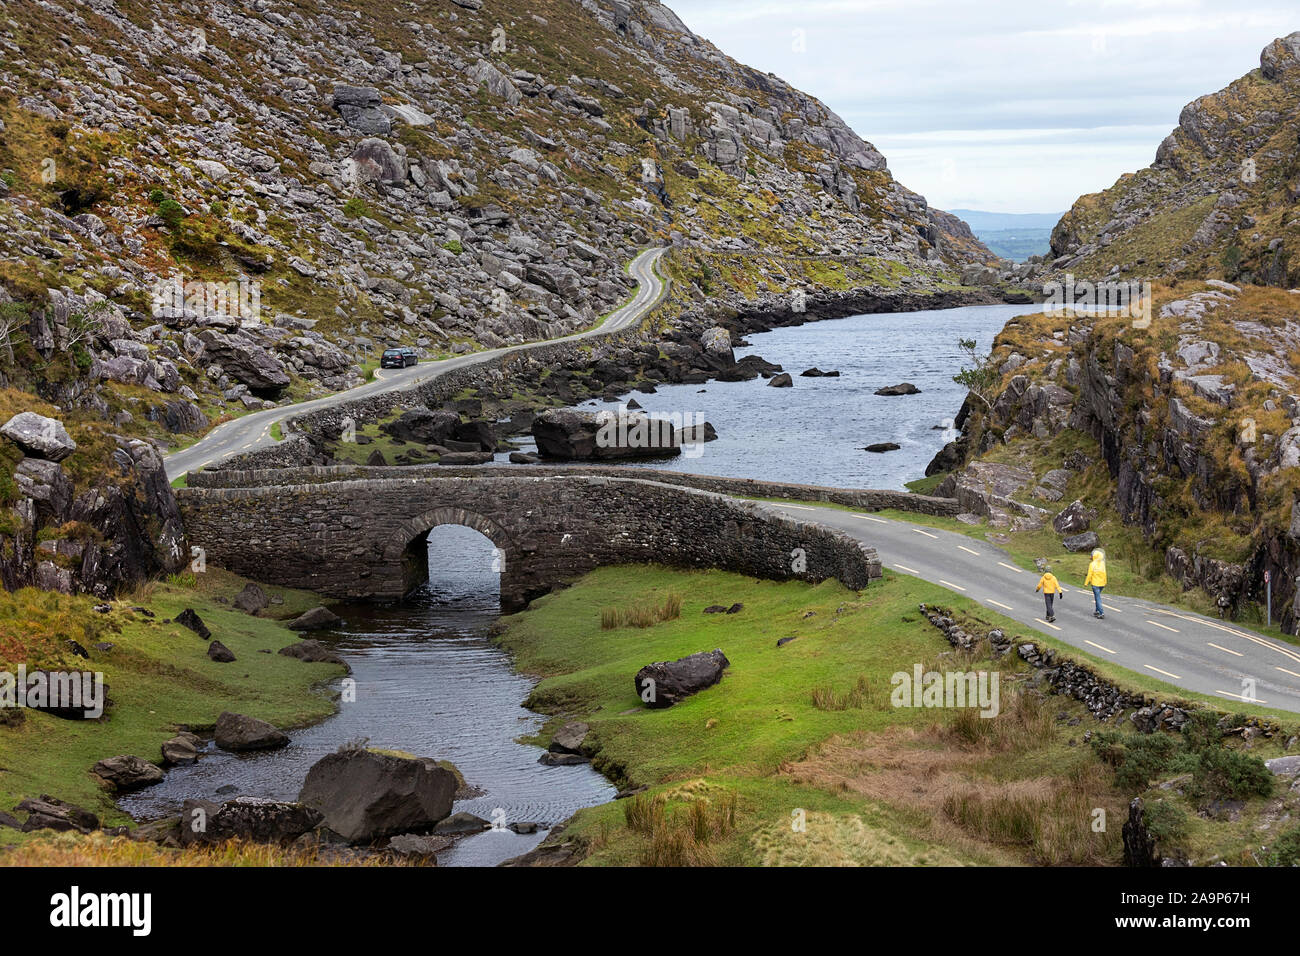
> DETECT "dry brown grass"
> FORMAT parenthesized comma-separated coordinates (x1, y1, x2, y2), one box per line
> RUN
(780, 692, 1125, 865)
(0, 832, 418, 866)
(623, 786, 739, 866)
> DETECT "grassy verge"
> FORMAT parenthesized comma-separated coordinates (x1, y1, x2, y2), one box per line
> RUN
(497, 564, 1300, 866)
(0, 569, 344, 843)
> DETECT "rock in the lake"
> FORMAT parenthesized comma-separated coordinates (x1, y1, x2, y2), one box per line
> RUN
(634, 649, 730, 709)
(532, 408, 679, 460)
(91, 755, 164, 792)
(214, 711, 289, 752)
(548, 721, 590, 755)
(289, 606, 342, 631)
(278, 639, 347, 667)
(875, 382, 921, 395)
(161, 732, 203, 766)
(297, 748, 457, 844)
(767, 372, 793, 388)
(863, 442, 901, 453)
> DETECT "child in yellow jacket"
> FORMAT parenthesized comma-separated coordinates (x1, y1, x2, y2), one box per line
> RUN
(1035, 568, 1063, 623)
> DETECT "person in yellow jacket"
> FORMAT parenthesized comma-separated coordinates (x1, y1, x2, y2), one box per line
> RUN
(1035, 566, 1063, 622)
(1084, 549, 1107, 619)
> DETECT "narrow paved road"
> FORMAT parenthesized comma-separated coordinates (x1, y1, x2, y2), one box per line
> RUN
(770, 503, 1300, 714)
(163, 247, 669, 481)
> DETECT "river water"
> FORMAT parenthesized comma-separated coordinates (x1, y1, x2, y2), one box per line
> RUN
(120, 526, 616, 867)
(125, 303, 1028, 864)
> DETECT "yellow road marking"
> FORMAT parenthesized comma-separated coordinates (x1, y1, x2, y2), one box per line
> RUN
(912, 528, 938, 539)
(1276, 667, 1300, 679)
(782, 504, 815, 511)
(956, 545, 980, 556)
(1144, 664, 1182, 680)
(1084, 640, 1116, 655)
(998, 562, 1023, 574)
(853, 513, 888, 524)
(986, 599, 1013, 611)
(1035, 618, 1062, 631)
(1147, 620, 1179, 633)
(1207, 642, 1243, 657)
(893, 564, 919, 574)
(939, 580, 967, 592)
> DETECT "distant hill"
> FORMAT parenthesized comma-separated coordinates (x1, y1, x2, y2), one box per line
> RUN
(947, 210, 1064, 262)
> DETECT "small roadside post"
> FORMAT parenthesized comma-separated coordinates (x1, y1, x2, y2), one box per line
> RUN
(1265, 570, 1272, 628)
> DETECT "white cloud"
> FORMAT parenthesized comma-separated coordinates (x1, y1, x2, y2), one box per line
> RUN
(668, 0, 1297, 212)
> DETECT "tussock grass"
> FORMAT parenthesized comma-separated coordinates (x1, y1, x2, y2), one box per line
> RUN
(0, 832, 413, 867)
(600, 592, 682, 630)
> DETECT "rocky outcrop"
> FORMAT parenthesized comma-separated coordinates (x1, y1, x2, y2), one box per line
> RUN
(1046, 31, 1300, 286)
(1, 422, 186, 597)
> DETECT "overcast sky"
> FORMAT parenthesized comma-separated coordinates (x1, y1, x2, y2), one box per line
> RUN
(669, 0, 1298, 214)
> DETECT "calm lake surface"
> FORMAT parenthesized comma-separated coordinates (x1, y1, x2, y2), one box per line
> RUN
(511, 302, 1035, 490)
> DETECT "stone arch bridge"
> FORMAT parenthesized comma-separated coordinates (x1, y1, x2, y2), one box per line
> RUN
(178, 466, 883, 610)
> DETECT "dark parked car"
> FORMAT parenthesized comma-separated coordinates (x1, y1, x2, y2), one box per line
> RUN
(381, 347, 418, 369)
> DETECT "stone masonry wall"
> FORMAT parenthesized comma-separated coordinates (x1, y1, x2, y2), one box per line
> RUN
(187, 463, 962, 516)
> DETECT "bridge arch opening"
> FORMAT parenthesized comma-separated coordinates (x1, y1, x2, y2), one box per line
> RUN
(386, 507, 515, 605)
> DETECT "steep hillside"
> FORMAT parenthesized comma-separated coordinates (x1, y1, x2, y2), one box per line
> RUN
(0, 0, 991, 430)
(1047, 32, 1300, 285)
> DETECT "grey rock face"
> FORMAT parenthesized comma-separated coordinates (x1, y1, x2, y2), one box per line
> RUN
(92, 754, 164, 792)
(1, 412, 76, 461)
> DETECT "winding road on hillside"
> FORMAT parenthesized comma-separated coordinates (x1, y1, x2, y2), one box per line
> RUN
(162, 246, 669, 481)
(162, 246, 1300, 715)
(770, 503, 1300, 714)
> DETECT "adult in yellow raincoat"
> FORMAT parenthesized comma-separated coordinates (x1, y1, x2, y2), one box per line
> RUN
(1035, 567, 1063, 623)
(1084, 549, 1107, 618)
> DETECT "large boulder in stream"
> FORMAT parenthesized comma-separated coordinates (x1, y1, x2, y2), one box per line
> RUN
(214, 711, 289, 752)
(634, 649, 730, 709)
(297, 748, 457, 843)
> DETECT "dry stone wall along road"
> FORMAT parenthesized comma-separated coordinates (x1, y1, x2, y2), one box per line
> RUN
(769, 502, 1300, 715)
(163, 247, 669, 481)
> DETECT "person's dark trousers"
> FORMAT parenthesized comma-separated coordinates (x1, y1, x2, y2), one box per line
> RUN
(1044, 593, 1054, 619)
